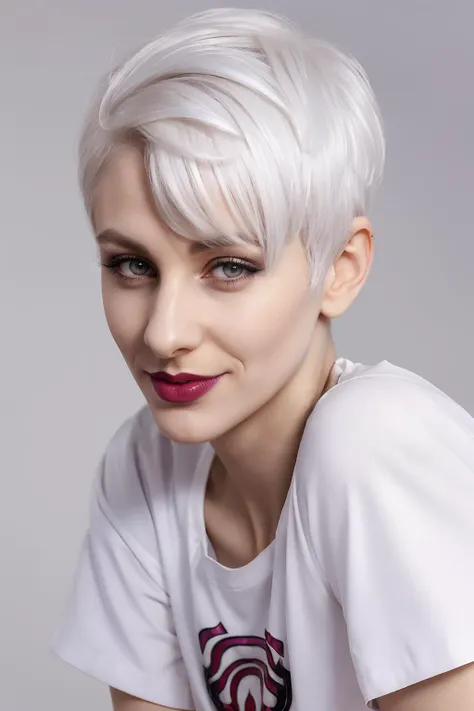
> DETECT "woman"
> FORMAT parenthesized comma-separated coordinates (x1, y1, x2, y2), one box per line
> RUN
(50, 8, 474, 711)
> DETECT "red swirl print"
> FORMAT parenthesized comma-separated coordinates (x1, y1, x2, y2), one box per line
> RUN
(199, 623, 293, 710)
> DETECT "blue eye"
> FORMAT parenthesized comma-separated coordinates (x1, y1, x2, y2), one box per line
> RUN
(209, 258, 261, 286)
(100, 254, 262, 288)
(101, 256, 155, 280)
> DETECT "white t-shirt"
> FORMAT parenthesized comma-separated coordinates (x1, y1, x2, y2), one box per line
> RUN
(50, 357, 474, 710)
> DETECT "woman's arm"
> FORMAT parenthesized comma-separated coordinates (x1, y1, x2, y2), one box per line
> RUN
(376, 661, 474, 710)
(110, 688, 194, 711)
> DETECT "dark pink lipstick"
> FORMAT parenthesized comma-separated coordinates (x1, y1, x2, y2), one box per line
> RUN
(149, 371, 223, 404)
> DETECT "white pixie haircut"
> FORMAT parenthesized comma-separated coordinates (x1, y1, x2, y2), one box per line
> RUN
(79, 7, 385, 291)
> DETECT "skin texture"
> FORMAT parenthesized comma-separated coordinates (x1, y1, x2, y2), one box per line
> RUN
(93, 142, 373, 561)
(109, 688, 183, 711)
(376, 661, 474, 710)
(96, 144, 474, 711)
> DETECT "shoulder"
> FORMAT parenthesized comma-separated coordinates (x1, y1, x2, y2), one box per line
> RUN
(295, 364, 474, 705)
(99, 405, 170, 505)
(94, 405, 204, 556)
(305, 359, 472, 448)
(102, 404, 202, 489)
(297, 360, 474, 492)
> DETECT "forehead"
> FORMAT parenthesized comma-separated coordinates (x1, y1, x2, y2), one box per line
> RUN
(92, 143, 255, 252)
(92, 144, 155, 227)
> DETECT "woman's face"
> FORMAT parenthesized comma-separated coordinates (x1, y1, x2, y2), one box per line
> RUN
(93, 143, 329, 444)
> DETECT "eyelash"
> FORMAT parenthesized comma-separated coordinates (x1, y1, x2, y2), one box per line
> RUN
(100, 255, 261, 288)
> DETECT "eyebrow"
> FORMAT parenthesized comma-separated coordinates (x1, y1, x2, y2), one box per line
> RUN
(95, 228, 252, 256)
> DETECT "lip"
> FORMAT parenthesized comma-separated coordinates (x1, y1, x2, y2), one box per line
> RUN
(150, 371, 217, 383)
(149, 372, 224, 404)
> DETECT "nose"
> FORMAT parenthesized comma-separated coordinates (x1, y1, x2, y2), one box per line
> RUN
(143, 275, 203, 360)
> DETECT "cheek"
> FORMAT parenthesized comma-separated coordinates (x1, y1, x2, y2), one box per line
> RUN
(101, 283, 148, 352)
(214, 286, 316, 361)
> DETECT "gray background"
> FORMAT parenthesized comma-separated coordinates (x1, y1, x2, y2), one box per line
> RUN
(1, 1, 473, 709)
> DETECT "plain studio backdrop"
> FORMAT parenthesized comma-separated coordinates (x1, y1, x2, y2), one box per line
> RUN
(1, 1, 473, 709)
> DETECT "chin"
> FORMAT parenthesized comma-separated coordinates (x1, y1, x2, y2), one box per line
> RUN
(149, 406, 229, 445)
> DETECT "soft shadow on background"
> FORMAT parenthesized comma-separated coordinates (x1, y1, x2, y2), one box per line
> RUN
(1, 1, 473, 709)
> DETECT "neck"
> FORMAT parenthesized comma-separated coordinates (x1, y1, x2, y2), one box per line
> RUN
(208, 324, 337, 550)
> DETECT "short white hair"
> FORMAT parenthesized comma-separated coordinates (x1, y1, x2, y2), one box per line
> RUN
(79, 7, 385, 290)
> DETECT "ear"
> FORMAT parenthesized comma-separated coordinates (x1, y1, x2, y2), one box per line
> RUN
(320, 217, 374, 319)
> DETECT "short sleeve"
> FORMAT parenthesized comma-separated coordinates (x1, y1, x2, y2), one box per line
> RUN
(50, 413, 194, 709)
(300, 374, 474, 709)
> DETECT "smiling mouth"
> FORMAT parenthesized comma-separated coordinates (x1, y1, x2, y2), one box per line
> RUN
(149, 372, 225, 404)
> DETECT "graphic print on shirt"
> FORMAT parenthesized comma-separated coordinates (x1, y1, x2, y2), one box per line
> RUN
(199, 622, 293, 710)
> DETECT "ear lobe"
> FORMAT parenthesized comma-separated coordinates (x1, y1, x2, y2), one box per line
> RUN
(320, 287, 350, 319)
